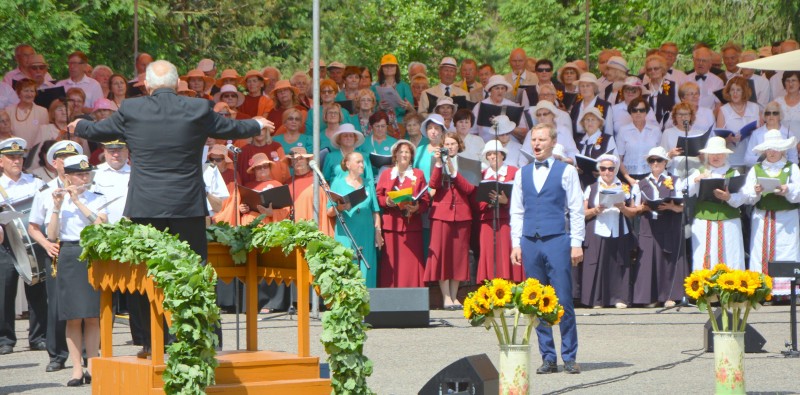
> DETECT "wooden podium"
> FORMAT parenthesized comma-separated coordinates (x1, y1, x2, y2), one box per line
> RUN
(88, 242, 331, 394)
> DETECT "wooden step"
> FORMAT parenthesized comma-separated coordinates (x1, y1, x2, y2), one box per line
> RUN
(206, 378, 332, 394)
(214, 350, 322, 384)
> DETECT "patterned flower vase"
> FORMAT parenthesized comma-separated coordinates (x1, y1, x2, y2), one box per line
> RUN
(498, 344, 530, 395)
(713, 331, 746, 394)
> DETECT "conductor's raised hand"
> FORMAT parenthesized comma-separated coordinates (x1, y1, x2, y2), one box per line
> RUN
(251, 116, 275, 135)
(67, 119, 83, 135)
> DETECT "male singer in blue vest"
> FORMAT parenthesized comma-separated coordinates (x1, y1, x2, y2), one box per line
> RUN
(510, 123, 585, 374)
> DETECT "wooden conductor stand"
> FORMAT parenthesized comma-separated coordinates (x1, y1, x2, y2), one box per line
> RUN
(88, 243, 331, 394)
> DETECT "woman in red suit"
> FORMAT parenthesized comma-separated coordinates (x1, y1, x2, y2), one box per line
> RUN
(376, 140, 430, 288)
(424, 132, 475, 309)
(475, 140, 524, 283)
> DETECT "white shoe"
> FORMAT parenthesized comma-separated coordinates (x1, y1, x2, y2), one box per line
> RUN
(664, 300, 676, 308)
(614, 302, 628, 309)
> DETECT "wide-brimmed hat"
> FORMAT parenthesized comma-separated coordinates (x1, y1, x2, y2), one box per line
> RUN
(242, 69, 266, 85)
(557, 62, 581, 84)
(622, 76, 650, 95)
(177, 80, 196, 96)
(380, 54, 398, 66)
(180, 69, 215, 91)
(390, 139, 415, 158)
(421, 114, 446, 137)
(753, 129, 796, 153)
(215, 69, 243, 87)
(287, 146, 315, 160)
(213, 84, 245, 107)
(269, 80, 298, 101)
(63, 154, 94, 174)
(330, 124, 365, 149)
(433, 96, 457, 113)
(699, 136, 734, 155)
(0, 137, 26, 155)
(208, 144, 232, 164)
(246, 153, 273, 174)
(531, 100, 558, 117)
(439, 57, 457, 68)
(197, 58, 216, 73)
(645, 146, 670, 163)
(327, 62, 345, 70)
(47, 140, 83, 165)
(28, 55, 47, 67)
(606, 56, 629, 73)
(577, 72, 599, 88)
(485, 74, 512, 91)
(481, 139, 508, 160)
(492, 115, 516, 135)
(578, 106, 605, 125)
(92, 98, 118, 113)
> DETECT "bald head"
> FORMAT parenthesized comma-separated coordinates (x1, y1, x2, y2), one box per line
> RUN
(145, 60, 179, 92)
(136, 53, 154, 74)
(781, 39, 800, 53)
(509, 48, 527, 74)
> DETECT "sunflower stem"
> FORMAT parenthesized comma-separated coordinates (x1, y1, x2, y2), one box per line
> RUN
(523, 315, 536, 345)
(499, 310, 511, 344)
(740, 305, 751, 332)
(732, 306, 739, 333)
(511, 309, 521, 345)
(490, 318, 504, 345)
(721, 306, 728, 332)
(707, 302, 719, 332)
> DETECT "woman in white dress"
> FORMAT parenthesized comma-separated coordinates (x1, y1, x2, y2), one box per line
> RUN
(742, 130, 800, 297)
(715, 76, 762, 168)
(617, 97, 662, 185)
(610, 76, 658, 135)
(775, 71, 800, 140)
(688, 137, 748, 270)
(471, 75, 526, 142)
(678, 82, 715, 132)
(745, 102, 798, 166)
(660, 102, 707, 178)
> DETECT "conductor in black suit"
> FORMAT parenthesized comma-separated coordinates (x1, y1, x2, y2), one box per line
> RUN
(68, 60, 274, 355)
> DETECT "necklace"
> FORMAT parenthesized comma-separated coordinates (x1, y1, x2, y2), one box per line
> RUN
(730, 102, 746, 115)
(15, 105, 32, 122)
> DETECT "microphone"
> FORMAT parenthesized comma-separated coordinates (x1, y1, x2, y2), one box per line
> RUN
(308, 160, 326, 182)
(226, 143, 241, 154)
(683, 120, 689, 131)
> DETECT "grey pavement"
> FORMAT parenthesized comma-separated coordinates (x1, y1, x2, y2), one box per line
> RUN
(1, 305, 799, 394)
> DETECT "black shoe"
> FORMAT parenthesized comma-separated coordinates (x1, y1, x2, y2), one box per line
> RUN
(30, 341, 47, 351)
(67, 375, 84, 387)
(0, 345, 12, 355)
(136, 346, 151, 359)
(536, 360, 558, 374)
(564, 360, 581, 374)
(84, 371, 92, 384)
(46, 361, 65, 372)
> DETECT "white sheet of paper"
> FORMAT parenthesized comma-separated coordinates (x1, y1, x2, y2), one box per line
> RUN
(598, 190, 626, 206)
(757, 177, 782, 192)
(376, 86, 401, 109)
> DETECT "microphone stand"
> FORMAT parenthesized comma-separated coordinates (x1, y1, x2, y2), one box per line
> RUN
(492, 122, 500, 280)
(658, 120, 695, 313)
(231, 147, 241, 348)
(317, 173, 371, 271)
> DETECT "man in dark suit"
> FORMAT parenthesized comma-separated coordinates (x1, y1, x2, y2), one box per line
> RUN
(68, 60, 273, 356)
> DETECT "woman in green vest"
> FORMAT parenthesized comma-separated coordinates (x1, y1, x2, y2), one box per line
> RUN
(688, 136, 748, 271)
(744, 129, 800, 298)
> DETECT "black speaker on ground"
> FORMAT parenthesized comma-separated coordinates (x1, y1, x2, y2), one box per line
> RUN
(365, 288, 429, 328)
(704, 308, 767, 353)
(418, 354, 499, 395)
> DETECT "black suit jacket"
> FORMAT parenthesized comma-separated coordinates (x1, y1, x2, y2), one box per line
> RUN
(75, 88, 261, 218)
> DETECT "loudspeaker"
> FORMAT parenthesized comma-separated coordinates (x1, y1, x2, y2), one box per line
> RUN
(418, 354, 499, 395)
(704, 308, 767, 353)
(365, 288, 429, 328)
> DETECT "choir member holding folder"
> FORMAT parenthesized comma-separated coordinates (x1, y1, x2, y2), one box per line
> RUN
(688, 137, 748, 270)
(659, 102, 708, 178)
(376, 140, 430, 288)
(580, 154, 637, 309)
(715, 76, 762, 168)
(575, 107, 616, 188)
(473, 140, 523, 283)
(631, 147, 687, 308)
(742, 130, 800, 297)
(215, 153, 289, 225)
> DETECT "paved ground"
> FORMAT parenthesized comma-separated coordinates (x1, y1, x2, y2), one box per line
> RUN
(1, 305, 799, 394)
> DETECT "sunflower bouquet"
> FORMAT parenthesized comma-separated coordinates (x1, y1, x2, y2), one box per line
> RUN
(464, 278, 564, 345)
(684, 264, 773, 333)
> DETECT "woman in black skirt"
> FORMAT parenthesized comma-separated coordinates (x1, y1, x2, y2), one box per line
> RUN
(47, 155, 107, 386)
(631, 147, 687, 308)
(581, 154, 637, 308)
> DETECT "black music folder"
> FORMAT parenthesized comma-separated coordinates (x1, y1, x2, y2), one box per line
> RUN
(476, 102, 523, 127)
(238, 184, 293, 210)
(329, 186, 367, 207)
(698, 175, 745, 204)
(335, 99, 354, 114)
(676, 129, 711, 157)
(476, 181, 513, 203)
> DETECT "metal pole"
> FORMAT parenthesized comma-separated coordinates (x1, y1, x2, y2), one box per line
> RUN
(134, 0, 139, 73)
(311, 0, 321, 318)
(584, 0, 590, 66)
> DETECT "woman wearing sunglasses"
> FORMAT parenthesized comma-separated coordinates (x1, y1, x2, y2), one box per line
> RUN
(616, 97, 662, 185)
(631, 147, 686, 308)
(745, 102, 798, 166)
(580, 154, 637, 309)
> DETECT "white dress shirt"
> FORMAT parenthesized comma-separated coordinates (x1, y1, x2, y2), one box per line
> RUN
(616, 123, 663, 175)
(510, 156, 585, 248)
(0, 81, 19, 109)
(687, 71, 724, 110)
(54, 191, 107, 241)
(586, 180, 629, 237)
(203, 164, 230, 216)
(611, 101, 659, 135)
(92, 162, 131, 223)
(56, 74, 104, 107)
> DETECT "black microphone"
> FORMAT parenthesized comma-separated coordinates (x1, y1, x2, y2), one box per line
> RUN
(683, 120, 690, 131)
(226, 143, 241, 154)
(307, 159, 326, 182)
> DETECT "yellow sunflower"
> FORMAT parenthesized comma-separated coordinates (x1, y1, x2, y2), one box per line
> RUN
(554, 308, 565, 325)
(489, 279, 513, 307)
(473, 286, 492, 312)
(524, 278, 542, 289)
(712, 263, 731, 274)
(763, 274, 773, 291)
(521, 283, 543, 306)
(463, 297, 474, 319)
(539, 286, 559, 313)
(738, 272, 758, 296)
(717, 272, 741, 292)
(684, 272, 706, 299)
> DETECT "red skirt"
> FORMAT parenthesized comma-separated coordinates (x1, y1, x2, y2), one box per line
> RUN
(476, 218, 524, 283)
(379, 230, 425, 288)
(424, 219, 471, 282)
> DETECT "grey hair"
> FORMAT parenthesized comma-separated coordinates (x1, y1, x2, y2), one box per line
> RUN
(145, 60, 179, 90)
(408, 61, 427, 74)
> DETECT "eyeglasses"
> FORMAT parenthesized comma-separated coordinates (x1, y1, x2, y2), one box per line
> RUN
(630, 108, 648, 113)
(535, 112, 552, 117)
(221, 94, 238, 99)
(209, 157, 225, 162)
(536, 68, 552, 72)
(647, 158, 666, 164)
(287, 117, 301, 121)
(646, 67, 662, 72)
(598, 166, 616, 172)
(674, 112, 691, 117)
(320, 89, 335, 94)
(29, 65, 47, 70)
(764, 111, 780, 116)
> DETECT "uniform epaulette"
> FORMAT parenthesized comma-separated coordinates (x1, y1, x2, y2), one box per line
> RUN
(39, 184, 49, 192)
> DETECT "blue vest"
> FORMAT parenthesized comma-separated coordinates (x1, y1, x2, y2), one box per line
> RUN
(521, 160, 568, 238)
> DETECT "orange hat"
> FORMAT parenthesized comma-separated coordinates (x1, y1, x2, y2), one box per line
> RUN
(215, 69, 243, 87)
(208, 144, 232, 164)
(180, 69, 215, 91)
(247, 153, 273, 173)
(241, 69, 265, 85)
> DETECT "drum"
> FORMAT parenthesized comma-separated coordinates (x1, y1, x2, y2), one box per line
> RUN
(2, 195, 45, 285)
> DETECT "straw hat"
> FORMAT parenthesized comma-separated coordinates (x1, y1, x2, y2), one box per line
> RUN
(180, 69, 215, 91)
(242, 69, 266, 85)
(606, 56, 629, 73)
(269, 80, 298, 101)
(485, 74, 512, 91)
(327, 62, 345, 70)
(699, 136, 734, 155)
(577, 72, 599, 88)
(246, 153, 273, 174)
(622, 76, 650, 95)
(330, 124, 365, 149)
(177, 80, 196, 96)
(557, 62, 581, 84)
(645, 146, 670, 163)
(439, 57, 457, 68)
(491, 115, 516, 135)
(287, 146, 315, 160)
(578, 106, 605, 125)
(208, 144, 233, 164)
(481, 139, 508, 160)
(753, 129, 796, 153)
(421, 114, 446, 137)
(433, 96, 457, 113)
(215, 69, 243, 87)
(213, 84, 245, 107)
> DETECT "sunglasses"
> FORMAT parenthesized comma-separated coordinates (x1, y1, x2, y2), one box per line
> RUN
(598, 166, 616, 172)
(321, 89, 335, 94)
(209, 157, 225, 162)
(764, 111, 780, 116)
(647, 158, 666, 164)
(30, 65, 47, 70)
(630, 108, 648, 113)
(536, 68, 552, 72)
(287, 117, 301, 121)
(535, 112, 552, 117)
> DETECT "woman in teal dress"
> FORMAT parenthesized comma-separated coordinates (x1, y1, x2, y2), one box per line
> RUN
(273, 108, 312, 153)
(373, 54, 415, 126)
(322, 123, 374, 183)
(305, 78, 354, 136)
(327, 151, 383, 287)
(360, 111, 398, 177)
(317, 103, 345, 153)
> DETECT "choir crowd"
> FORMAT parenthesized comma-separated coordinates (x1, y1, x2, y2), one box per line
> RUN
(1, 38, 800, 384)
